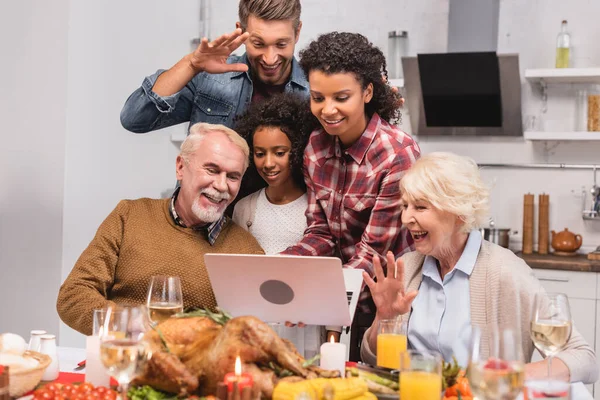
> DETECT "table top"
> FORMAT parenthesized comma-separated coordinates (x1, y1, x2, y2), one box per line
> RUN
(518, 251, 600, 272)
(55, 347, 593, 400)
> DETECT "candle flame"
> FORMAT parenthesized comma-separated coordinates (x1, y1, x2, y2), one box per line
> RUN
(235, 356, 242, 376)
(330, 336, 335, 344)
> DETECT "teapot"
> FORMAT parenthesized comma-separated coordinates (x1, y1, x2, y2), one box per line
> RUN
(551, 228, 582, 253)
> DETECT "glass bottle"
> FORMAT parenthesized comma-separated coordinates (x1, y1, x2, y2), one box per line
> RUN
(555, 20, 570, 68)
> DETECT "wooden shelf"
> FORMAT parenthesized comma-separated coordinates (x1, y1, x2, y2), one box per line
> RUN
(525, 68, 600, 84)
(524, 131, 600, 141)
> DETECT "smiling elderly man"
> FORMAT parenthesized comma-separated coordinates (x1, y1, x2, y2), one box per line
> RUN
(57, 123, 264, 335)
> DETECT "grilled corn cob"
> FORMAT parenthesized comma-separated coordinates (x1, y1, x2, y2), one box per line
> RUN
(272, 378, 368, 400)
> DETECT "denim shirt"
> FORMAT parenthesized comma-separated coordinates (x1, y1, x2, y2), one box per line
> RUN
(120, 54, 310, 133)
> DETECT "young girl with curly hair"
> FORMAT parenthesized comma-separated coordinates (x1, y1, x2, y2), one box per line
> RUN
(232, 93, 323, 358)
(281, 32, 421, 358)
(232, 93, 316, 255)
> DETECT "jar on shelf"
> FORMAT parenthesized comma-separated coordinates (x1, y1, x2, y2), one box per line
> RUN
(575, 85, 600, 131)
(588, 87, 600, 131)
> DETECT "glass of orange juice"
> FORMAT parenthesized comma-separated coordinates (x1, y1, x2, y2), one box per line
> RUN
(399, 350, 442, 400)
(376, 319, 407, 369)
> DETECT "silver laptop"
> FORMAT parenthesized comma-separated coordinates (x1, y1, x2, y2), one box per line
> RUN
(204, 254, 364, 326)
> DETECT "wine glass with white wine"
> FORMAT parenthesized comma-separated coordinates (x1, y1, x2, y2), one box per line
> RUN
(100, 306, 151, 400)
(468, 326, 525, 400)
(146, 275, 184, 325)
(530, 292, 572, 377)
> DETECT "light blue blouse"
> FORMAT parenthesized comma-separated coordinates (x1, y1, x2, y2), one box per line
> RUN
(407, 230, 482, 366)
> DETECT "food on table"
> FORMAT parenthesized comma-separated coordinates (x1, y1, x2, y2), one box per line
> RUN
(442, 357, 473, 400)
(135, 310, 339, 398)
(273, 377, 375, 400)
(32, 382, 118, 400)
(0, 333, 27, 355)
(345, 366, 398, 394)
(0, 353, 39, 372)
(128, 384, 216, 400)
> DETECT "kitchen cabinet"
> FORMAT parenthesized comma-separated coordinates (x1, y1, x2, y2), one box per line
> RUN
(530, 268, 597, 396)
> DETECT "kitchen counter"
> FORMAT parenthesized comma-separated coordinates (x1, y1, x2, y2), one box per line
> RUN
(517, 251, 600, 272)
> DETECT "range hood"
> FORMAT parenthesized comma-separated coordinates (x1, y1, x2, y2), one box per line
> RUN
(402, 0, 522, 136)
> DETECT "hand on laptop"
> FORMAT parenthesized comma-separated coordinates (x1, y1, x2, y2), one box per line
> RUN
(284, 321, 306, 328)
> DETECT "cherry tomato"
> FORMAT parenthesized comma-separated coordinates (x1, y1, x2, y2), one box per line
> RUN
(93, 386, 107, 394)
(78, 383, 95, 393)
(61, 384, 74, 393)
(45, 383, 61, 393)
(33, 389, 53, 400)
(102, 392, 117, 400)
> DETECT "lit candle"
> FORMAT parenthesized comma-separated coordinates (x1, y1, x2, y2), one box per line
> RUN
(320, 336, 347, 376)
(223, 356, 254, 393)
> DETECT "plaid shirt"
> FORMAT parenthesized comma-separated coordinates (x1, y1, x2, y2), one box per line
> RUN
(283, 113, 420, 307)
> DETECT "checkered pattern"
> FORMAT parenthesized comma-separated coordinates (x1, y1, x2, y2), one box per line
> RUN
(283, 114, 420, 303)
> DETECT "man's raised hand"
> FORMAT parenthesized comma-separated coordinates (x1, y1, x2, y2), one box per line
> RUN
(188, 28, 250, 74)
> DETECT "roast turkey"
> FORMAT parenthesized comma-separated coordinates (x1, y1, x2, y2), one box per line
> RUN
(136, 314, 339, 399)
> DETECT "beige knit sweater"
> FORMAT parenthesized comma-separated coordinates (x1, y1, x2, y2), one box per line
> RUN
(56, 198, 264, 335)
(361, 241, 598, 384)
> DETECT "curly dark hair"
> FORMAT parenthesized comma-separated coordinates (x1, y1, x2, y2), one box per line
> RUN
(234, 93, 318, 195)
(299, 32, 402, 123)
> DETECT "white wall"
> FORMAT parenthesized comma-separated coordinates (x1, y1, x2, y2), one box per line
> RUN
(60, 1, 201, 347)
(0, 1, 69, 337)
(2, 0, 599, 346)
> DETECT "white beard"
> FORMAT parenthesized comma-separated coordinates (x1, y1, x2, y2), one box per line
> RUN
(192, 200, 223, 223)
(191, 188, 230, 223)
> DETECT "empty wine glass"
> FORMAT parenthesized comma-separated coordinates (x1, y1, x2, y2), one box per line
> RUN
(99, 306, 151, 400)
(146, 275, 183, 325)
(530, 292, 572, 377)
(468, 326, 525, 400)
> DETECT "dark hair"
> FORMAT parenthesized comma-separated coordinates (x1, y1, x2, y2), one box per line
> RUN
(299, 32, 402, 123)
(234, 93, 317, 193)
(238, 0, 301, 32)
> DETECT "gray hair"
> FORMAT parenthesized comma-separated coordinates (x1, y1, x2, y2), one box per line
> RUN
(180, 123, 250, 170)
(399, 152, 490, 232)
(238, 0, 302, 32)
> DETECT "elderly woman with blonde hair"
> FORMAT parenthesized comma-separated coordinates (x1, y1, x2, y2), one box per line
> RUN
(361, 152, 598, 384)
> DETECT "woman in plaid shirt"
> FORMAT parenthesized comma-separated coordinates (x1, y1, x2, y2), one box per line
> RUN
(282, 32, 421, 359)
